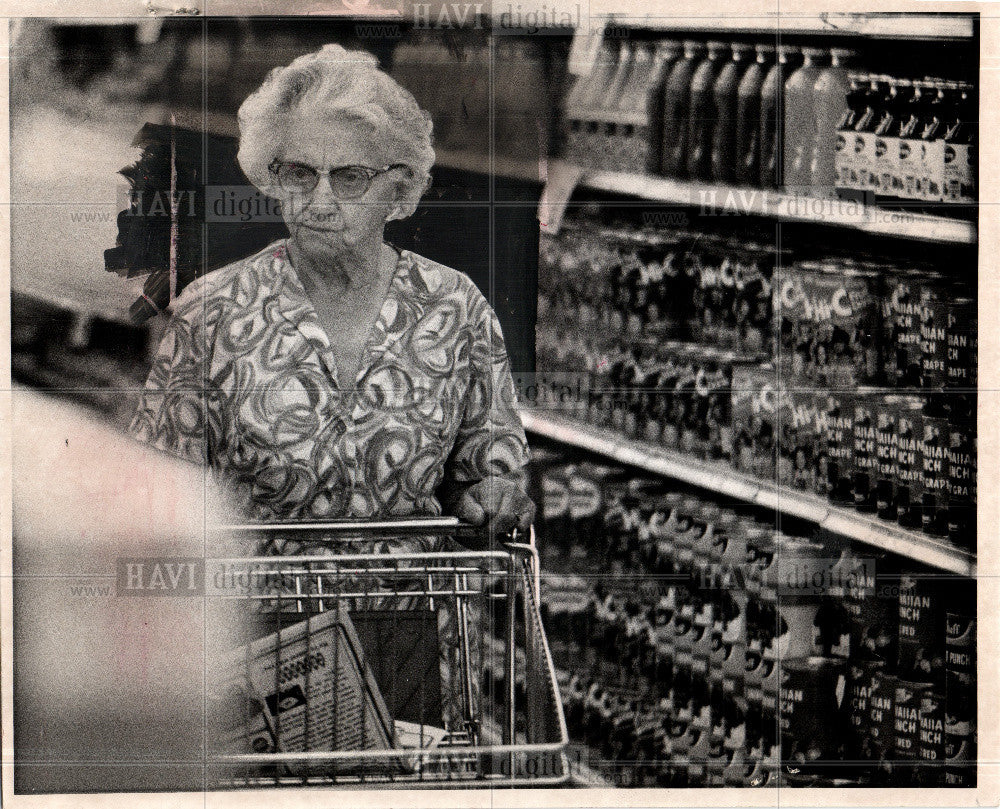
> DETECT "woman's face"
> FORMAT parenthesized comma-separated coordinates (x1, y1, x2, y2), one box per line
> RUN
(276, 113, 402, 255)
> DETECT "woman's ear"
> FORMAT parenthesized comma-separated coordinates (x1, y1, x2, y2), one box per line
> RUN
(385, 178, 417, 222)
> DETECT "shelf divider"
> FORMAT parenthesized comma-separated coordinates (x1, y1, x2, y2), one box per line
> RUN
(569, 164, 977, 245)
(519, 408, 976, 577)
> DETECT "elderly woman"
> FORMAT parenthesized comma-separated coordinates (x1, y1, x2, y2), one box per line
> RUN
(130, 44, 533, 734)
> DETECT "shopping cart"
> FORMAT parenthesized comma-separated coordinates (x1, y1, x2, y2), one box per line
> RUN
(205, 517, 570, 789)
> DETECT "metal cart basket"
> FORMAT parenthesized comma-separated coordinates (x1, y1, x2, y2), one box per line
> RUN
(205, 517, 569, 789)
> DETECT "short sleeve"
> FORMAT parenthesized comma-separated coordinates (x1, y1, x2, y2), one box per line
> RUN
(443, 291, 529, 486)
(129, 303, 211, 466)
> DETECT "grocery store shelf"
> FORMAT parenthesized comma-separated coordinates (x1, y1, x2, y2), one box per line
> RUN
(600, 12, 974, 40)
(435, 149, 545, 184)
(519, 408, 976, 577)
(573, 165, 977, 245)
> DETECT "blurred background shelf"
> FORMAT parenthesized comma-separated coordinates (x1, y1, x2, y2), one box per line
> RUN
(519, 408, 976, 576)
(434, 149, 545, 184)
(604, 12, 975, 40)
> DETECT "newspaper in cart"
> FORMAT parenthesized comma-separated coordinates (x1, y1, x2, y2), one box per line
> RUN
(209, 607, 403, 776)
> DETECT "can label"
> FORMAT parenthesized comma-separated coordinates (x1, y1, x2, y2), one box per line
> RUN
(775, 264, 880, 388)
(947, 420, 975, 545)
(852, 394, 880, 511)
(894, 679, 933, 761)
(920, 297, 949, 389)
(868, 672, 896, 757)
(917, 692, 946, 771)
(921, 415, 949, 535)
(945, 301, 977, 390)
(780, 388, 821, 492)
(816, 390, 854, 503)
(846, 659, 885, 759)
(541, 468, 571, 523)
(778, 658, 845, 768)
(895, 402, 924, 527)
(897, 575, 946, 683)
(875, 403, 899, 519)
(731, 363, 784, 481)
(568, 475, 602, 521)
(888, 274, 930, 388)
(945, 612, 976, 776)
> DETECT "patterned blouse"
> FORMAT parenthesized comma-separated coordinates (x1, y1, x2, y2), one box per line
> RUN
(130, 241, 529, 731)
(130, 240, 529, 526)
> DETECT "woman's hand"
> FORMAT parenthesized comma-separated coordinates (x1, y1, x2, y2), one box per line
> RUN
(449, 476, 536, 537)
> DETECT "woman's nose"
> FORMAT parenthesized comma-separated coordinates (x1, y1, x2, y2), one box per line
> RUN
(310, 174, 340, 202)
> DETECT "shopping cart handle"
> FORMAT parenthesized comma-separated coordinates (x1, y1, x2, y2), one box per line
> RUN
(209, 516, 533, 549)
(210, 516, 465, 535)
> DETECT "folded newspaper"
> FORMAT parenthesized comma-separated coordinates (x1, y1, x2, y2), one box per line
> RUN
(208, 608, 399, 775)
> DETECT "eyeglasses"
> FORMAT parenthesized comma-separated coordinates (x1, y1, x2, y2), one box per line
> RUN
(268, 161, 410, 199)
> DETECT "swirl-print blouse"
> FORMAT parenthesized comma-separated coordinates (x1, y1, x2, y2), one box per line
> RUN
(130, 240, 530, 525)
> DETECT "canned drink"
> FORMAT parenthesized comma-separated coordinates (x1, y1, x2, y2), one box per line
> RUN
(816, 388, 855, 503)
(893, 678, 935, 783)
(730, 362, 783, 480)
(780, 386, 821, 492)
(669, 345, 700, 451)
(778, 656, 846, 778)
(569, 463, 627, 557)
(721, 703, 748, 784)
(945, 613, 976, 786)
(897, 574, 947, 686)
(867, 671, 896, 768)
(745, 528, 777, 601)
(920, 410, 950, 537)
(888, 269, 947, 389)
(919, 288, 951, 389)
(540, 463, 575, 552)
(947, 405, 976, 550)
(844, 550, 899, 666)
(719, 590, 748, 691)
(774, 260, 881, 388)
(916, 691, 946, 784)
(733, 245, 776, 355)
(845, 658, 887, 769)
(894, 396, 925, 528)
(945, 297, 977, 391)
(767, 536, 828, 658)
(875, 396, 901, 520)
(693, 347, 731, 460)
(852, 389, 881, 512)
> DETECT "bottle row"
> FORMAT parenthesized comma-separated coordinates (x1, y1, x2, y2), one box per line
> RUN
(525, 455, 976, 787)
(538, 221, 977, 388)
(563, 38, 976, 206)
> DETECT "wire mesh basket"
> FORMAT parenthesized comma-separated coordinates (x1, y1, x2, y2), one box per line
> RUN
(205, 517, 569, 788)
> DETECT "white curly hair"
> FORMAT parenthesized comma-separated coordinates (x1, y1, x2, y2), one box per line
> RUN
(237, 43, 434, 219)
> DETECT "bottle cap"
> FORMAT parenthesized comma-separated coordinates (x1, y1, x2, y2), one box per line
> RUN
(730, 42, 753, 57)
(829, 47, 858, 62)
(802, 46, 828, 60)
(755, 42, 776, 56)
(683, 39, 706, 57)
(707, 40, 730, 56)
